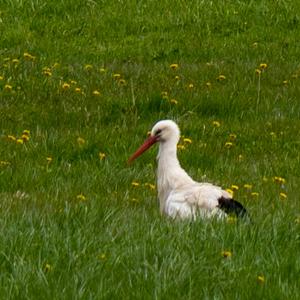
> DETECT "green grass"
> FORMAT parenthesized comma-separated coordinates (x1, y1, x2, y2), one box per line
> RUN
(1, 0, 300, 299)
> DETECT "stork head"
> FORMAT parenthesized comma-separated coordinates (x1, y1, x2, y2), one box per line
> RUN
(128, 120, 180, 163)
(151, 120, 180, 143)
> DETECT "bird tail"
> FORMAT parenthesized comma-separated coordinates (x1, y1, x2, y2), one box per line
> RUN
(217, 196, 249, 219)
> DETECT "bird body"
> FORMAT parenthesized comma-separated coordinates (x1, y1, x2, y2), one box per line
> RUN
(129, 120, 247, 220)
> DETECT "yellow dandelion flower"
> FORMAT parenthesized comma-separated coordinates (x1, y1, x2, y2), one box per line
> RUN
(46, 157, 53, 163)
(98, 253, 107, 261)
(43, 67, 52, 76)
(4, 84, 12, 91)
(23, 130, 30, 136)
(23, 52, 35, 60)
(183, 138, 192, 144)
(77, 194, 87, 201)
(221, 251, 232, 258)
(44, 263, 52, 272)
(279, 192, 287, 200)
(44, 70, 52, 76)
(99, 152, 106, 160)
(225, 142, 233, 149)
(252, 42, 258, 48)
(70, 80, 77, 85)
(170, 63, 179, 70)
(231, 185, 239, 191)
(212, 120, 221, 127)
(227, 216, 237, 224)
(175, 75, 180, 80)
(226, 188, 234, 197)
(188, 83, 194, 89)
(119, 79, 126, 85)
(251, 192, 259, 197)
(93, 90, 101, 96)
(7, 135, 16, 141)
(229, 133, 237, 141)
(131, 181, 140, 187)
(217, 74, 226, 81)
(257, 275, 265, 284)
(100, 67, 107, 73)
(144, 183, 156, 190)
(244, 184, 253, 189)
(177, 144, 186, 150)
(16, 138, 24, 145)
(206, 81, 212, 87)
(113, 73, 121, 79)
(0, 75, 4, 80)
(84, 64, 93, 70)
(130, 198, 140, 203)
(12, 58, 19, 64)
(75, 87, 82, 93)
(170, 99, 178, 105)
(161, 91, 168, 99)
(255, 69, 261, 75)
(21, 134, 30, 142)
(259, 63, 268, 70)
(77, 137, 85, 145)
(273, 176, 286, 185)
(283, 80, 288, 85)
(62, 82, 70, 90)
(0, 161, 10, 166)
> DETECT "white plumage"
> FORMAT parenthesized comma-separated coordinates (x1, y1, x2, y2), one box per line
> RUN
(129, 120, 247, 220)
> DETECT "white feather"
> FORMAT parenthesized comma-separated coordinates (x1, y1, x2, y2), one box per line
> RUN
(151, 120, 231, 219)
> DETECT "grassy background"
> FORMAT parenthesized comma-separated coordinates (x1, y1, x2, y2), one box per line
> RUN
(1, 0, 300, 299)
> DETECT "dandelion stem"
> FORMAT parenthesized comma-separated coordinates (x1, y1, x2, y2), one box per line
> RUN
(256, 73, 261, 114)
(130, 78, 135, 107)
(130, 78, 138, 126)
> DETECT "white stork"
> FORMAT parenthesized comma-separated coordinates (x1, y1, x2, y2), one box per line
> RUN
(128, 120, 247, 220)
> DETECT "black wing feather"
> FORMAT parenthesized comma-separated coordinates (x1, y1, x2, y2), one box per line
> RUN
(217, 196, 248, 218)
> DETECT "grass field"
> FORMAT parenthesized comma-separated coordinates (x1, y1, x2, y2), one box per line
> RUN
(1, 0, 300, 299)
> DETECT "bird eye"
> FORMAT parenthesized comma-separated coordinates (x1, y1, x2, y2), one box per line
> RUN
(155, 129, 162, 135)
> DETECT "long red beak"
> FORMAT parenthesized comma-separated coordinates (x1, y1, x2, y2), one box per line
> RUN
(128, 135, 158, 163)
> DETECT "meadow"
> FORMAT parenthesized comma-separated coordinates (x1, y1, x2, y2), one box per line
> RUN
(0, 0, 300, 299)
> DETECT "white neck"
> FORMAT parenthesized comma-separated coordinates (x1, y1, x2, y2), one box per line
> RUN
(156, 140, 194, 213)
